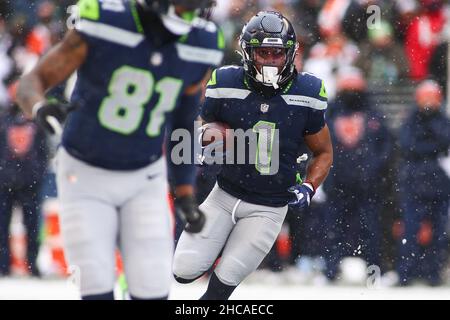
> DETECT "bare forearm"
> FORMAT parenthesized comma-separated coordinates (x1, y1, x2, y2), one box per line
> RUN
(304, 125, 333, 190)
(17, 73, 47, 118)
(305, 151, 333, 189)
(17, 30, 88, 118)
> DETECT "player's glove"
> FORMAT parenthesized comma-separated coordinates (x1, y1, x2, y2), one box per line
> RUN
(288, 182, 315, 209)
(197, 140, 226, 165)
(32, 101, 71, 135)
(197, 125, 227, 165)
(174, 194, 206, 233)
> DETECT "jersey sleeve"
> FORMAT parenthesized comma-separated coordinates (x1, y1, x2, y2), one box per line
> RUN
(74, 0, 138, 47)
(184, 23, 225, 86)
(74, 0, 101, 44)
(200, 68, 222, 122)
(303, 78, 328, 135)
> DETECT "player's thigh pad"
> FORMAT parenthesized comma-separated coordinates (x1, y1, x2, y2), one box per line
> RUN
(215, 202, 288, 286)
(173, 185, 237, 280)
(56, 149, 119, 296)
(119, 173, 173, 299)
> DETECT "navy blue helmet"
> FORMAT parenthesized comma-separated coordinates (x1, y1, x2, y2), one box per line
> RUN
(137, 0, 216, 35)
(239, 11, 299, 89)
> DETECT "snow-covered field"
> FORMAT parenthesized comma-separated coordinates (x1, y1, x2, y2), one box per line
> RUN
(1, 277, 449, 300)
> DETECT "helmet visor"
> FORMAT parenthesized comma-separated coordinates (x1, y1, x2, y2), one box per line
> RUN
(252, 47, 287, 72)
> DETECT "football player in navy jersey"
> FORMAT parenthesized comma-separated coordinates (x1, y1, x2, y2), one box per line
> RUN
(17, 0, 224, 300)
(173, 11, 333, 300)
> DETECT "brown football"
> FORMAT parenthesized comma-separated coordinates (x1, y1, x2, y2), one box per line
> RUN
(201, 122, 231, 147)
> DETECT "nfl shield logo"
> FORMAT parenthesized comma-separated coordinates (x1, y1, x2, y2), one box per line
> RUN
(260, 103, 269, 113)
(150, 52, 163, 66)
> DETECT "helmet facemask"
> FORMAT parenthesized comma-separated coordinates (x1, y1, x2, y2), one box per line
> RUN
(240, 40, 298, 90)
(253, 46, 287, 89)
(137, 0, 216, 35)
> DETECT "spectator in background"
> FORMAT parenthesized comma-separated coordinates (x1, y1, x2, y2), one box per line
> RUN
(7, 15, 37, 77)
(303, 0, 360, 101)
(291, 0, 322, 55)
(356, 20, 409, 85)
(317, 0, 377, 44)
(404, 0, 447, 81)
(0, 17, 13, 108)
(397, 80, 450, 286)
(317, 0, 352, 39)
(429, 19, 450, 98)
(303, 29, 358, 101)
(0, 3, 9, 19)
(341, 0, 374, 44)
(212, 0, 259, 65)
(391, 0, 418, 43)
(7, 0, 40, 26)
(0, 83, 48, 277)
(26, 0, 56, 56)
(323, 67, 394, 281)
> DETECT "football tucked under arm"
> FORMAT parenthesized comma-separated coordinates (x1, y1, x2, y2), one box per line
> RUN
(198, 121, 231, 164)
(200, 121, 231, 147)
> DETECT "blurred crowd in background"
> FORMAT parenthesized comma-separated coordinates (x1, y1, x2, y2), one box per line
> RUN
(0, 0, 449, 287)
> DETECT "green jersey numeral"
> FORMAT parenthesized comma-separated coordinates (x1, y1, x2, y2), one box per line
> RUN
(98, 66, 183, 136)
(253, 121, 276, 175)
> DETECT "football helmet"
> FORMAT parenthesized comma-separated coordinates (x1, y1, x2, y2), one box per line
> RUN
(137, 0, 216, 35)
(239, 11, 299, 89)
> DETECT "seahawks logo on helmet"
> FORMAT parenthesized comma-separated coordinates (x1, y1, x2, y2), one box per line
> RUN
(239, 11, 299, 90)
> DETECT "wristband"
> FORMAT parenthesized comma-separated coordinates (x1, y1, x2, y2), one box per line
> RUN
(303, 181, 316, 193)
(32, 101, 45, 118)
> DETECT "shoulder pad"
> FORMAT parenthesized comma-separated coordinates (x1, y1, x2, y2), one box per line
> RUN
(297, 72, 328, 101)
(280, 72, 328, 110)
(178, 21, 225, 67)
(205, 66, 250, 99)
(207, 66, 244, 89)
(75, 0, 142, 46)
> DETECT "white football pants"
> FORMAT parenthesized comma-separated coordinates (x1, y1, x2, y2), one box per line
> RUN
(173, 183, 288, 286)
(56, 147, 173, 298)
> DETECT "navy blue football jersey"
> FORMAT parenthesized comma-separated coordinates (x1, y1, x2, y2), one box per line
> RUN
(63, 0, 224, 170)
(201, 66, 327, 207)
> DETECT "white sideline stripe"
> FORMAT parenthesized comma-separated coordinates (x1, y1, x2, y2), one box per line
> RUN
(175, 43, 224, 66)
(281, 95, 327, 110)
(76, 20, 144, 47)
(205, 88, 251, 99)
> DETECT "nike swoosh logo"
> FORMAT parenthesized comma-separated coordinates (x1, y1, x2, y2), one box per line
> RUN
(147, 173, 161, 180)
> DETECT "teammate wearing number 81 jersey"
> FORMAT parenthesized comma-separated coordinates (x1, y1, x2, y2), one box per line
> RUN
(17, 0, 223, 299)
(173, 11, 333, 299)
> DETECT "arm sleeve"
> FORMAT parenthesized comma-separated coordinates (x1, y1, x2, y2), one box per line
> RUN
(200, 69, 221, 122)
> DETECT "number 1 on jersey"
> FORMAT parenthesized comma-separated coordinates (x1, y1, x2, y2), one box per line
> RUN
(253, 121, 276, 175)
